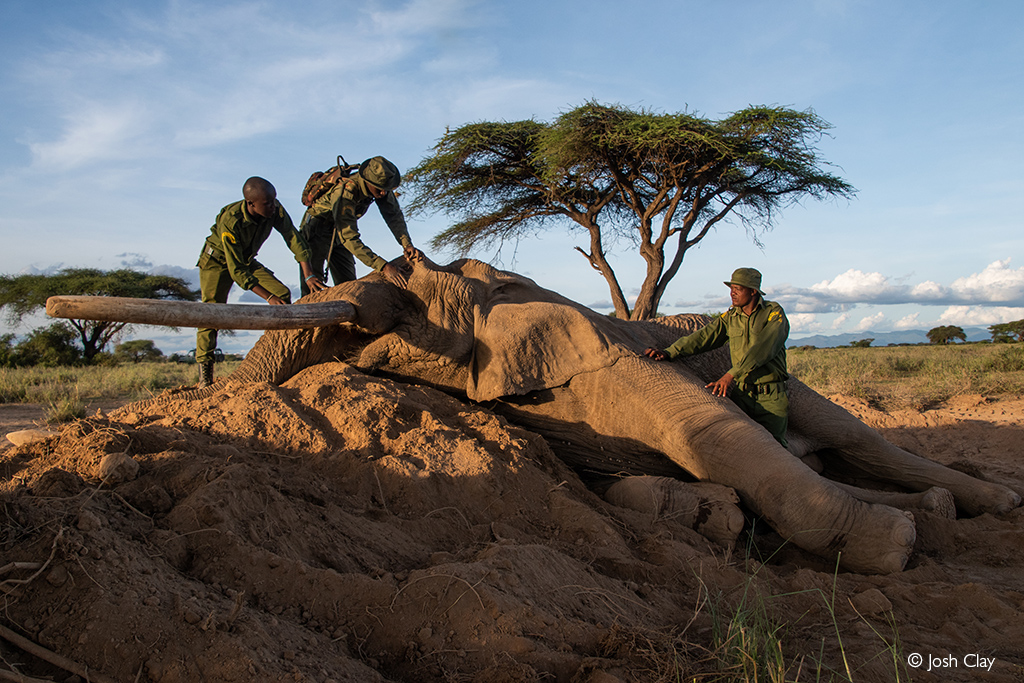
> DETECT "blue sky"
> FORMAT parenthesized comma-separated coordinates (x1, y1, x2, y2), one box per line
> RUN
(1, 0, 1022, 354)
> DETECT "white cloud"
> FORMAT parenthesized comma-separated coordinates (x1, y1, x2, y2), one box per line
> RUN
(937, 305, 1024, 327)
(855, 312, 886, 331)
(773, 260, 1024, 313)
(810, 269, 894, 300)
(949, 259, 1024, 304)
(27, 102, 152, 171)
(908, 280, 946, 300)
(787, 313, 821, 333)
(894, 312, 921, 330)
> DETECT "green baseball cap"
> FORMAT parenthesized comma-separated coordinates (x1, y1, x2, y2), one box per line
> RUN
(724, 267, 763, 294)
(359, 156, 402, 191)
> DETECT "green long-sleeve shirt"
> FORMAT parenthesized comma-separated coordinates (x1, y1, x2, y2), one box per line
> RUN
(665, 299, 790, 386)
(308, 176, 413, 271)
(200, 199, 312, 291)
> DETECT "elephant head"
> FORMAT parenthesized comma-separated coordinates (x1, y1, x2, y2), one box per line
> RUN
(55, 253, 1022, 574)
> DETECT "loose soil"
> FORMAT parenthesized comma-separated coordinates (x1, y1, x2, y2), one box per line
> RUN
(1, 364, 1022, 682)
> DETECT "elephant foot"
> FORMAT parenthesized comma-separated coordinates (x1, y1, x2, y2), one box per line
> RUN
(834, 506, 916, 575)
(604, 476, 744, 545)
(948, 479, 1021, 516)
(988, 486, 1022, 514)
(919, 486, 956, 519)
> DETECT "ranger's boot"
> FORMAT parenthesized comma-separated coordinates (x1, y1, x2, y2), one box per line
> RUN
(198, 360, 214, 388)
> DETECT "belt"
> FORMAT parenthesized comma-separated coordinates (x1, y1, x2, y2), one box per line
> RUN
(739, 381, 787, 395)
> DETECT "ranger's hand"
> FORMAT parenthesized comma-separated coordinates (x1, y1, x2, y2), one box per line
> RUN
(299, 261, 328, 293)
(403, 245, 422, 262)
(642, 347, 668, 361)
(706, 373, 734, 397)
(253, 284, 288, 305)
(304, 275, 328, 292)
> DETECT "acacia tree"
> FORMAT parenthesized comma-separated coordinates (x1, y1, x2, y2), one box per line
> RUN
(406, 101, 855, 320)
(0, 268, 197, 361)
(927, 325, 967, 345)
(114, 339, 164, 364)
(989, 319, 1024, 343)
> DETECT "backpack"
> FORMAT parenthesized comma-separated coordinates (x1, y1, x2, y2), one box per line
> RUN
(301, 155, 360, 207)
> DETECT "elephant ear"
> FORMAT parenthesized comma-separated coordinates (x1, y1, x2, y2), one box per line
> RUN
(465, 271, 632, 401)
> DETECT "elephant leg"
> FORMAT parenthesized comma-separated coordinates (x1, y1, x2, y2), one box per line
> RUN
(788, 382, 1021, 516)
(604, 475, 744, 545)
(566, 357, 916, 574)
(832, 482, 956, 519)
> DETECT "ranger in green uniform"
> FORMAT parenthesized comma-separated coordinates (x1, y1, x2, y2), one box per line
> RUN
(195, 176, 326, 387)
(643, 268, 791, 447)
(299, 156, 416, 296)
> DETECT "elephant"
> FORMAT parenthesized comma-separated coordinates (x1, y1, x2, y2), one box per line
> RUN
(56, 254, 1021, 574)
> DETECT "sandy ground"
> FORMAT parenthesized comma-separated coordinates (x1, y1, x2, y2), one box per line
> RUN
(1, 365, 1023, 682)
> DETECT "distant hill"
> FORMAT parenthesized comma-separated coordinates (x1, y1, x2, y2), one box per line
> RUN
(789, 327, 992, 348)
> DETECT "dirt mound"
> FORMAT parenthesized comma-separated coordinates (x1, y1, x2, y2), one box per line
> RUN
(3, 364, 1024, 682)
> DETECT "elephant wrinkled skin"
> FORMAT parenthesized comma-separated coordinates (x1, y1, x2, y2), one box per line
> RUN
(120, 255, 1021, 574)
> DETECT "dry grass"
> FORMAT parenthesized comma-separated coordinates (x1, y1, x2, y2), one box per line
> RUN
(789, 343, 1024, 410)
(0, 361, 243, 408)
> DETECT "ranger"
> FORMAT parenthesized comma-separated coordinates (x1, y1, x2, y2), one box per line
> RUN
(643, 268, 790, 446)
(299, 156, 416, 295)
(195, 176, 326, 387)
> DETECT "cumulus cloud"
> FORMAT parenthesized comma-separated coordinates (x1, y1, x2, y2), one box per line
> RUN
(948, 260, 1024, 303)
(937, 305, 1024, 327)
(771, 260, 1024, 312)
(855, 312, 886, 332)
(118, 253, 153, 270)
(894, 313, 921, 330)
(786, 313, 821, 333)
(831, 312, 851, 329)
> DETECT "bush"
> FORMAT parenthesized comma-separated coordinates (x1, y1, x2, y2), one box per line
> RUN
(0, 333, 16, 368)
(13, 323, 82, 367)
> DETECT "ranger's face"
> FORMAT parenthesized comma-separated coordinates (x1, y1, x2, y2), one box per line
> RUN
(246, 192, 277, 218)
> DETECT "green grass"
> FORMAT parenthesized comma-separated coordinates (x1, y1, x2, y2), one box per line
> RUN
(0, 360, 243, 407)
(789, 343, 1024, 410)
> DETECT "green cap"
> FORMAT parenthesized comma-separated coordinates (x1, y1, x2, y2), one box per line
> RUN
(359, 156, 402, 191)
(724, 267, 763, 294)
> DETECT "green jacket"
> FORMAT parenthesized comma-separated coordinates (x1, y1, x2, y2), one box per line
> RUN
(665, 298, 790, 387)
(200, 199, 311, 291)
(308, 175, 413, 271)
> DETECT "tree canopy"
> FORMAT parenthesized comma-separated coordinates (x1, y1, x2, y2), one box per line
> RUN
(0, 268, 198, 361)
(406, 101, 855, 320)
(927, 325, 966, 345)
(114, 339, 165, 364)
(989, 319, 1024, 343)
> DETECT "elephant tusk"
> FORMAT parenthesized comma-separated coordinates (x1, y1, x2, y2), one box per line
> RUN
(45, 295, 357, 330)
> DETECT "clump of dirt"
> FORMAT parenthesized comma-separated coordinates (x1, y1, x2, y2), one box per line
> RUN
(2, 363, 1024, 682)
